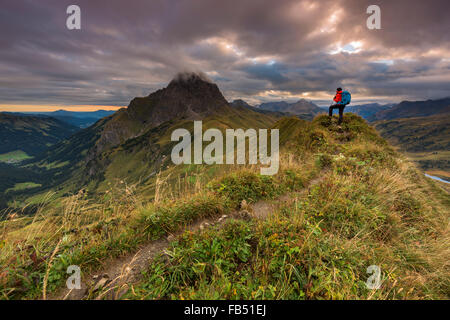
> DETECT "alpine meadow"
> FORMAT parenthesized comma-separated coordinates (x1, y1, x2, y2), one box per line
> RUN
(0, 0, 449, 305)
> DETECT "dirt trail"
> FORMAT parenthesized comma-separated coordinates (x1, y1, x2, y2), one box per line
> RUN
(53, 174, 325, 300)
(251, 175, 323, 220)
(52, 214, 226, 300)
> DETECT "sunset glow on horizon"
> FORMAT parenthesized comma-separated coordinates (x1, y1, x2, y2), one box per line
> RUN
(0, 105, 124, 112)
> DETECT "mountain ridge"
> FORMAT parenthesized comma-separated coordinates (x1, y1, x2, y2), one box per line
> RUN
(342, 103, 393, 120)
(7, 73, 278, 205)
(259, 99, 322, 120)
(94, 73, 231, 155)
(371, 97, 450, 121)
(3, 110, 117, 128)
(2, 112, 449, 300)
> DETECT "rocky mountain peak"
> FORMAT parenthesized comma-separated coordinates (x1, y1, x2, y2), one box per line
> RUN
(93, 72, 230, 157)
(161, 72, 229, 109)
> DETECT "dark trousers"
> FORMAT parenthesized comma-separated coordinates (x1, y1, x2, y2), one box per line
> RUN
(329, 104, 345, 124)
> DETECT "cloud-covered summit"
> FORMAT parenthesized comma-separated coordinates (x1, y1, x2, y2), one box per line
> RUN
(170, 72, 213, 85)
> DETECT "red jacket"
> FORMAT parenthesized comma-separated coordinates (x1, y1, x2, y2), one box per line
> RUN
(333, 90, 342, 103)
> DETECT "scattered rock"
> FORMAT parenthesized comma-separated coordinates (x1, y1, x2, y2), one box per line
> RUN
(166, 233, 176, 242)
(238, 210, 252, 220)
(217, 214, 228, 223)
(240, 199, 248, 210)
(199, 222, 211, 230)
(92, 274, 110, 291)
(64, 287, 87, 300)
(124, 266, 132, 274)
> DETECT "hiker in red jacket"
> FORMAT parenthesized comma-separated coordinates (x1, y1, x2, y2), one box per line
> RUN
(329, 87, 346, 124)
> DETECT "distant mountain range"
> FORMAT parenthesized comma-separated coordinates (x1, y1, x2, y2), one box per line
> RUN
(42, 109, 117, 118)
(2, 75, 449, 207)
(229, 99, 323, 120)
(343, 103, 394, 120)
(317, 98, 449, 122)
(232, 99, 398, 122)
(258, 99, 323, 120)
(230, 99, 287, 117)
(13, 73, 278, 199)
(370, 97, 450, 121)
(4, 110, 117, 128)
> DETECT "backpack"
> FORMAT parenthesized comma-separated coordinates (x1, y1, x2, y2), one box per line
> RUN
(341, 91, 351, 105)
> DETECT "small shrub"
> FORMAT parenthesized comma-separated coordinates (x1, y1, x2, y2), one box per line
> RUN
(208, 172, 280, 204)
(315, 153, 333, 169)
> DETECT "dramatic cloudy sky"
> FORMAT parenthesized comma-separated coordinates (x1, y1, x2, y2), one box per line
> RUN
(1, 0, 449, 111)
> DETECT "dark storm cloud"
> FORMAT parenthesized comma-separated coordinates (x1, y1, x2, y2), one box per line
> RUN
(0, 0, 449, 108)
(243, 63, 291, 84)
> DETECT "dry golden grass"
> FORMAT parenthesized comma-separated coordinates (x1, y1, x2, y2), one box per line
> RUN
(1, 114, 448, 300)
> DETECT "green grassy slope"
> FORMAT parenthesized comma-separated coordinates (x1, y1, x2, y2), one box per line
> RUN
(374, 114, 450, 177)
(0, 113, 78, 209)
(0, 113, 78, 157)
(126, 115, 449, 300)
(1, 114, 448, 300)
(0, 116, 111, 210)
(79, 104, 278, 198)
(5, 105, 278, 210)
(4, 75, 280, 208)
